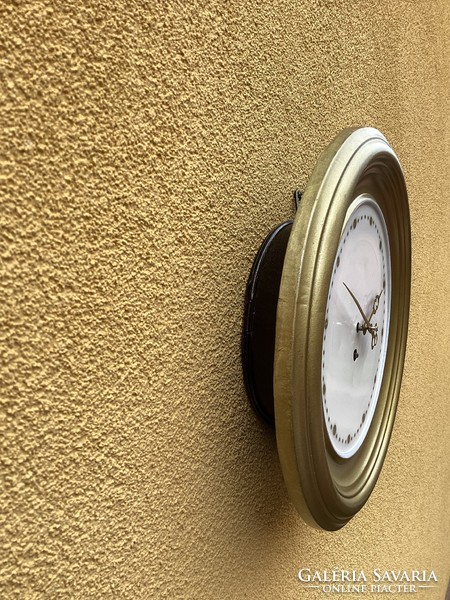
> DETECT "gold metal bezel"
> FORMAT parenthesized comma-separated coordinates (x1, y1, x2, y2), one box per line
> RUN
(274, 127, 411, 530)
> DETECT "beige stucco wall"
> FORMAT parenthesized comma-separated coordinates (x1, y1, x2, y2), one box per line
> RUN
(1, 1, 449, 598)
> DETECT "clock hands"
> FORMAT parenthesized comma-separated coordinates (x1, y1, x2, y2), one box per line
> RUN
(342, 282, 374, 331)
(343, 282, 382, 349)
(367, 289, 383, 323)
(366, 289, 384, 349)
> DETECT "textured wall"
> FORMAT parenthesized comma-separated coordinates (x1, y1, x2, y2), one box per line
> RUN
(1, 0, 449, 598)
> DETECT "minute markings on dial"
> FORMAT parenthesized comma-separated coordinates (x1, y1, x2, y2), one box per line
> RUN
(322, 201, 390, 453)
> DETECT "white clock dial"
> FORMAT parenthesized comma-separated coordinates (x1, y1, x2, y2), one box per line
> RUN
(321, 195, 391, 458)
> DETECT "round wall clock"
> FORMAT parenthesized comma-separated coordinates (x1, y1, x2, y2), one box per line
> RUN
(242, 127, 411, 530)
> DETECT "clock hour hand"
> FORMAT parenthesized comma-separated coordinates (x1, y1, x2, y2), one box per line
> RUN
(371, 330, 378, 350)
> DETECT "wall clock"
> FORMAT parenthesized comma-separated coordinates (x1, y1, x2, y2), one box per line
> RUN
(242, 127, 411, 530)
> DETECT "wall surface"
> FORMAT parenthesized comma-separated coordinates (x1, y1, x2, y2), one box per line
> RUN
(1, 1, 449, 598)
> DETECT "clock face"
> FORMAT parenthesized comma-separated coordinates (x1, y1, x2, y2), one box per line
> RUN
(321, 195, 391, 458)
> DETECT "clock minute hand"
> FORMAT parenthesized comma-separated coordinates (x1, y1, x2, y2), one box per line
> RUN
(343, 282, 373, 329)
(367, 288, 384, 323)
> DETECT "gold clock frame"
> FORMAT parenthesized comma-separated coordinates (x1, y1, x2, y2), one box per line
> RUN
(273, 127, 411, 530)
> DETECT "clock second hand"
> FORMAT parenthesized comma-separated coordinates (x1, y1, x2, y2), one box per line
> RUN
(342, 282, 378, 339)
